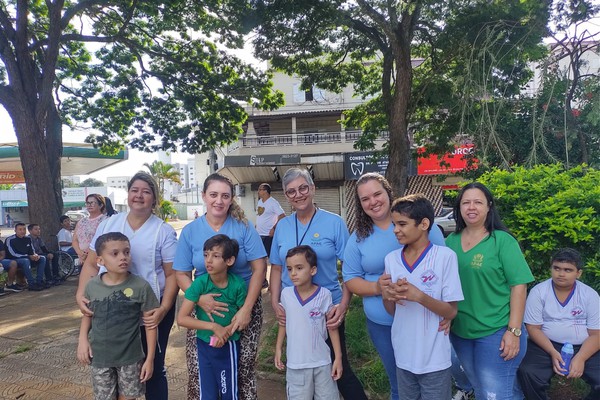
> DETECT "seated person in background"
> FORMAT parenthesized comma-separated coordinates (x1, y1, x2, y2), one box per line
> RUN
(57, 215, 77, 257)
(517, 248, 600, 400)
(5, 223, 47, 291)
(0, 239, 21, 293)
(28, 224, 61, 286)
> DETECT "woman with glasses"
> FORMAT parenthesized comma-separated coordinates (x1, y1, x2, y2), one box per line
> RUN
(269, 167, 368, 400)
(72, 194, 108, 265)
(76, 172, 178, 400)
(173, 173, 267, 400)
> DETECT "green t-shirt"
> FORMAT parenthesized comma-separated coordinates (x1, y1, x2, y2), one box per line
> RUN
(446, 230, 534, 339)
(184, 273, 247, 343)
(85, 273, 160, 368)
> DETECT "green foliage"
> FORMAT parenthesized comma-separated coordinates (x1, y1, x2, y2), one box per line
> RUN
(79, 178, 104, 187)
(477, 165, 600, 290)
(251, 0, 550, 193)
(158, 200, 177, 222)
(144, 161, 182, 203)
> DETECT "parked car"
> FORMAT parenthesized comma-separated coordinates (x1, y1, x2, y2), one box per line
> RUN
(434, 210, 456, 237)
(65, 210, 89, 225)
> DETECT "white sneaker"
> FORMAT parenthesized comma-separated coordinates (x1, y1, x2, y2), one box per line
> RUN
(452, 389, 474, 400)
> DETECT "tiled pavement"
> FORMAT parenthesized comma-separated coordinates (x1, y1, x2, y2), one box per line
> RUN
(0, 221, 285, 400)
(0, 278, 286, 400)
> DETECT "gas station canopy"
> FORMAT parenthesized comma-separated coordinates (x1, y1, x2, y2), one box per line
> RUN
(0, 143, 128, 183)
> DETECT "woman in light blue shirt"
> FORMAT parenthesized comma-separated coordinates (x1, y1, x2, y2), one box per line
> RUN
(174, 173, 267, 400)
(343, 173, 445, 400)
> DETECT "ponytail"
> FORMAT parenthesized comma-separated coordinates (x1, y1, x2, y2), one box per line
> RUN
(228, 199, 248, 225)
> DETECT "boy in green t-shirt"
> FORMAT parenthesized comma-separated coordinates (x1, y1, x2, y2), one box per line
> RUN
(77, 232, 159, 400)
(177, 234, 247, 400)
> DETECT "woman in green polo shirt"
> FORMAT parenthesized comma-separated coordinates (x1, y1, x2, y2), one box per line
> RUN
(446, 182, 534, 400)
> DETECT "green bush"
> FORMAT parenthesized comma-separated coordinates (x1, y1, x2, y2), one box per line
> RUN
(476, 164, 600, 290)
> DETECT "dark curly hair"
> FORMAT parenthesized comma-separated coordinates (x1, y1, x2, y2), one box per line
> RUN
(353, 173, 394, 241)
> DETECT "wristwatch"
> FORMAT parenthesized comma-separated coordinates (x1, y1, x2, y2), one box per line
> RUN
(507, 326, 522, 337)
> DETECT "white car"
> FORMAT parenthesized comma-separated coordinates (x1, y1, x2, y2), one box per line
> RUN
(65, 210, 89, 223)
(434, 210, 456, 237)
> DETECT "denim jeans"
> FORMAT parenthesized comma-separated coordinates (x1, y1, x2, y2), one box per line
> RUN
(451, 327, 527, 400)
(451, 345, 473, 392)
(14, 257, 45, 285)
(366, 319, 399, 400)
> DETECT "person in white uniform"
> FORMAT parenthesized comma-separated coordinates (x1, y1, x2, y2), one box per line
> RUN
(518, 248, 600, 400)
(256, 183, 285, 257)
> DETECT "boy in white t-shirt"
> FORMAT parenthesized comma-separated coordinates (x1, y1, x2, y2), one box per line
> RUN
(517, 248, 600, 400)
(382, 194, 463, 400)
(274, 245, 342, 400)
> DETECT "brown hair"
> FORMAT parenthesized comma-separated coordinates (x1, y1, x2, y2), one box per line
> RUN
(86, 193, 106, 213)
(353, 173, 394, 241)
(203, 173, 247, 225)
(128, 172, 159, 210)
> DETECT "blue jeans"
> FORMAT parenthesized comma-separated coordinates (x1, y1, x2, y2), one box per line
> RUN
(366, 319, 399, 400)
(451, 345, 473, 392)
(14, 257, 45, 285)
(451, 327, 527, 400)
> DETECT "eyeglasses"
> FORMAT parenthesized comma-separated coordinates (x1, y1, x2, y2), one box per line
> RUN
(285, 184, 310, 198)
(85, 201, 98, 206)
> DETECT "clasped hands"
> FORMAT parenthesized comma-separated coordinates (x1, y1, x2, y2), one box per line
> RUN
(379, 274, 421, 304)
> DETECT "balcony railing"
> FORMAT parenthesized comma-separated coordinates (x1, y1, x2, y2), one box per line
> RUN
(231, 130, 388, 151)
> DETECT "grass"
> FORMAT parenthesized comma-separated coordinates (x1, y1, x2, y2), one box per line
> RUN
(548, 375, 591, 399)
(14, 344, 33, 354)
(0, 343, 35, 360)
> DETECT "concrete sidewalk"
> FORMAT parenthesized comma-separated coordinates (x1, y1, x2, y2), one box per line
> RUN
(0, 277, 285, 399)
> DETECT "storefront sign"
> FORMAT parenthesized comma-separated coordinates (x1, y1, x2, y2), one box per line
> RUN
(0, 171, 25, 184)
(417, 145, 476, 175)
(344, 152, 389, 180)
(224, 153, 300, 167)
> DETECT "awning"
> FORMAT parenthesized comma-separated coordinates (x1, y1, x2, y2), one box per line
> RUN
(63, 201, 86, 207)
(0, 143, 128, 178)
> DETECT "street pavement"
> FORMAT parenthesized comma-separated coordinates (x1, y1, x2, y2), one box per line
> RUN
(0, 221, 285, 399)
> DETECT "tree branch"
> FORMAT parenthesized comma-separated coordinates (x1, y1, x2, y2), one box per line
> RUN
(356, 0, 395, 40)
(61, 0, 111, 29)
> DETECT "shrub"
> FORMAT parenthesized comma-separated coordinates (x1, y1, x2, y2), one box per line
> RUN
(476, 164, 600, 289)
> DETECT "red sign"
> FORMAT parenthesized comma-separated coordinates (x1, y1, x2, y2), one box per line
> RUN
(417, 145, 476, 175)
(0, 171, 25, 184)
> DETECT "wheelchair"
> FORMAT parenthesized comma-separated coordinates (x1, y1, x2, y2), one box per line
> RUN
(55, 251, 80, 280)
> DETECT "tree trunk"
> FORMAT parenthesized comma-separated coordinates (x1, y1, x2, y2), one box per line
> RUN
(386, 36, 413, 197)
(13, 111, 62, 250)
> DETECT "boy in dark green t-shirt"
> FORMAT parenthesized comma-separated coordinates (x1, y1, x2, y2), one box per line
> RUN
(77, 232, 159, 400)
(177, 234, 247, 400)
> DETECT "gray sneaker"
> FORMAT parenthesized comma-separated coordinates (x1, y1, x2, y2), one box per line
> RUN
(0, 287, 5, 296)
(5, 284, 23, 293)
(452, 389, 474, 400)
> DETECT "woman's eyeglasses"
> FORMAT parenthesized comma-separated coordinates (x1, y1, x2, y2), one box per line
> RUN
(85, 201, 98, 206)
(285, 184, 310, 198)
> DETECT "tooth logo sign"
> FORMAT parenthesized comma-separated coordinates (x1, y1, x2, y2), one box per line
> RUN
(351, 162, 364, 176)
